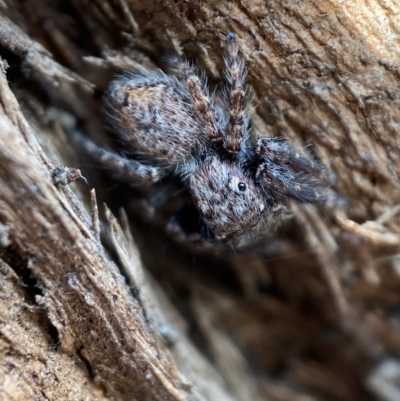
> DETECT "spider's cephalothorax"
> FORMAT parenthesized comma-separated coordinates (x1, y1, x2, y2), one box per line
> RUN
(72, 33, 335, 247)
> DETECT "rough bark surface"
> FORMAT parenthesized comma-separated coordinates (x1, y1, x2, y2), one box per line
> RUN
(1, 1, 400, 401)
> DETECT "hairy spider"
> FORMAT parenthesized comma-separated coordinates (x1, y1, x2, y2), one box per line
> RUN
(71, 33, 335, 248)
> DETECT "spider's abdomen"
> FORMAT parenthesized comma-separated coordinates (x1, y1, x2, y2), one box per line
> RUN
(189, 157, 267, 241)
(109, 72, 209, 168)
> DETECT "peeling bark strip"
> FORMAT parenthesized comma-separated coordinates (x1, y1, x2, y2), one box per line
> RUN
(0, 65, 236, 401)
(0, 64, 181, 400)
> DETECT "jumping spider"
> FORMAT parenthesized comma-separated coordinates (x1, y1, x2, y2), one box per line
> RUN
(72, 33, 335, 249)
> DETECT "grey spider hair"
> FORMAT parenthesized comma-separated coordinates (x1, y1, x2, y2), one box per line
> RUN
(71, 33, 336, 247)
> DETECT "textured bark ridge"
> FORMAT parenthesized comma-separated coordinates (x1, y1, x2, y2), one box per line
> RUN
(1, 1, 400, 401)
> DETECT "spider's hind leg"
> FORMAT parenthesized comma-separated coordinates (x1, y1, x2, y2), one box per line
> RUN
(69, 129, 163, 185)
(224, 32, 248, 154)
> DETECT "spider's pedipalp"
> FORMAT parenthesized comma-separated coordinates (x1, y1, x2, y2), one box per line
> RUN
(224, 32, 248, 154)
(69, 129, 162, 184)
(178, 61, 223, 143)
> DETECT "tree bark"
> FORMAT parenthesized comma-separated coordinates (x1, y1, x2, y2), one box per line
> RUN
(1, 1, 400, 401)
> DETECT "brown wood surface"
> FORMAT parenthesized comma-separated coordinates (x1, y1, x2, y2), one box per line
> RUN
(1, 1, 400, 400)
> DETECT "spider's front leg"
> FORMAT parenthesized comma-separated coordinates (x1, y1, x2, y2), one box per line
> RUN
(255, 138, 329, 204)
(176, 32, 249, 150)
(256, 137, 325, 177)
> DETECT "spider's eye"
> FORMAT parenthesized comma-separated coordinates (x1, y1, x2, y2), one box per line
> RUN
(238, 182, 247, 192)
(228, 175, 248, 195)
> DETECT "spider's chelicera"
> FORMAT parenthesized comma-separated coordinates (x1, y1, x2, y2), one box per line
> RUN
(72, 33, 334, 248)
